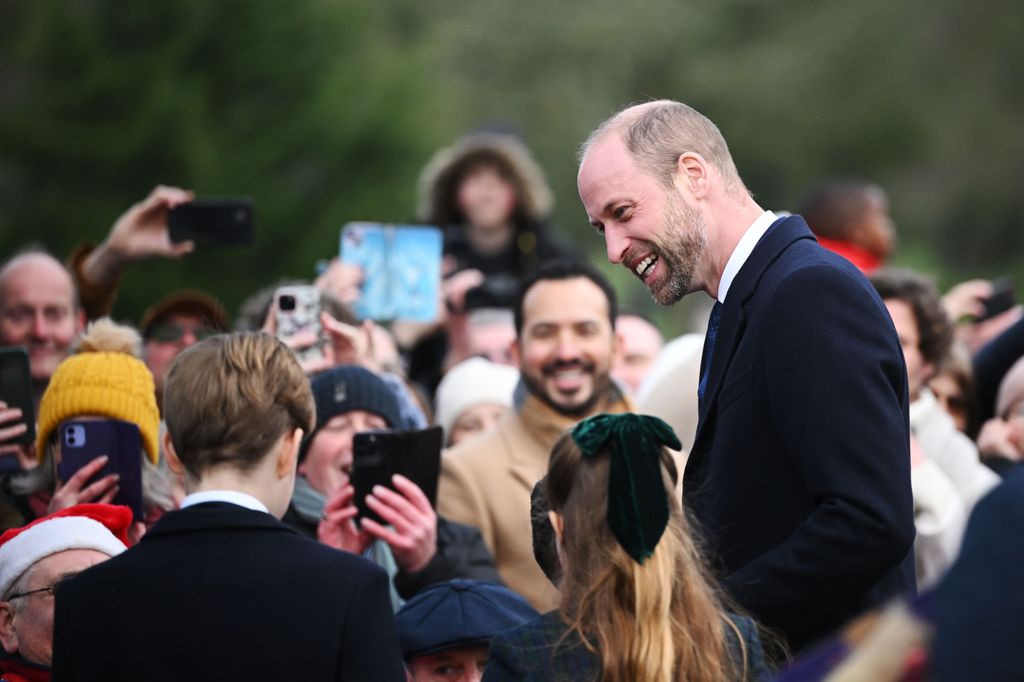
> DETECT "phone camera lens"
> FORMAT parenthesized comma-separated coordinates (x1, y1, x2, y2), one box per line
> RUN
(235, 209, 247, 223)
(279, 295, 296, 311)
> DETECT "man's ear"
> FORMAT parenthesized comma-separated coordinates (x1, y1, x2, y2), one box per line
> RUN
(276, 428, 303, 479)
(673, 152, 711, 200)
(0, 602, 20, 655)
(74, 308, 86, 334)
(162, 430, 184, 476)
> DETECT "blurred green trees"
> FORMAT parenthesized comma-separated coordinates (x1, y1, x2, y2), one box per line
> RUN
(1, 0, 1020, 332)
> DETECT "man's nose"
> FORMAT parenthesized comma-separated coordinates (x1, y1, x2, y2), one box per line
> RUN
(30, 310, 48, 339)
(555, 332, 582, 360)
(605, 229, 629, 265)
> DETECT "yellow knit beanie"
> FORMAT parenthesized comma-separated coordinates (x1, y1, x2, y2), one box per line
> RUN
(36, 320, 160, 464)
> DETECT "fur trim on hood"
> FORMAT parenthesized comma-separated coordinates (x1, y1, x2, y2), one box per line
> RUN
(417, 132, 554, 226)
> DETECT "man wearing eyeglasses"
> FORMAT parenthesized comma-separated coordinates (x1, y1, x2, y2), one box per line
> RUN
(138, 290, 229, 411)
(0, 504, 130, 681)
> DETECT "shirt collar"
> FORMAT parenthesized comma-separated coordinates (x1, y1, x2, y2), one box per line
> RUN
(718, 210, 778, 303)
(180, 490, 269, 514)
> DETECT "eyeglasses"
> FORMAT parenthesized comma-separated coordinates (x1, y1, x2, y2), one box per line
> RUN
(147, 321, 219, 344)
(6, 576, 72, 601)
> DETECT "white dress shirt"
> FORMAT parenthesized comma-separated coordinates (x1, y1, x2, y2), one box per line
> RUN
(180, 490, 269, 514)
(717, 210, 778, 303)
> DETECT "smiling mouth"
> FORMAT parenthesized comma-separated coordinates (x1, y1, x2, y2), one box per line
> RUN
(634, 254, 657, 280)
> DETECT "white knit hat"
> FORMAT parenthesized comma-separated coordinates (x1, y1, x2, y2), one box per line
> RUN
(0, 504, 130, 598)
(435, 357, 520, 437)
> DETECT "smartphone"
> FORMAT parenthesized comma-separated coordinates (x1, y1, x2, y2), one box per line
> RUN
(0, 347, 35, 447)
(56, 419, 144, 520)
(274, 285, 326, 365)
(340, 223, 443, 323)
(351, 426, 443, 526)
(168, 197, 254, 246)
(979, 276, 1015, 322)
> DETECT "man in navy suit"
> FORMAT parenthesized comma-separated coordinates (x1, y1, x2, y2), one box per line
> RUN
(577, 100, 915, 651)
(51, 332, 404, 681)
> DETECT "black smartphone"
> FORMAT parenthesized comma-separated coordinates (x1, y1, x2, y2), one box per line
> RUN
(979, 276, 1015, 322)
(168, 197, 254, 246)
(56, 419, 144, 520)
(351, 426, 443, 526)
(0, 347, 35, 447)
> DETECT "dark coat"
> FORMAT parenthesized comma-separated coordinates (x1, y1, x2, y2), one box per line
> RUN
(51, 502, 404, 682)
(686, 215, 916, 651)
(482, 610, 770, 681)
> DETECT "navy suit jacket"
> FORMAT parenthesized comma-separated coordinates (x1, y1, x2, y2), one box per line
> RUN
(685, 215, 916, 651)
(52, 502, 405, 682)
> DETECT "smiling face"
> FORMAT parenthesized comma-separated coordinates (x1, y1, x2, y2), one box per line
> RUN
(299, 410, 388, 496)
(0, 254, 83, 383)
(579, 133, 708, 306)
(514, 277, 617, 417)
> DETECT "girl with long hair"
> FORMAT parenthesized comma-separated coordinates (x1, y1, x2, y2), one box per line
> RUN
(483, 413, 769, 681)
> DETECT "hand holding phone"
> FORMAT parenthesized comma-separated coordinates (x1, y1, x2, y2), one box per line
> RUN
(0, 348, 35, 449)
(168, 197, 254, 247)
(979, 276, 1016, 322)
(351, 426, 443, 525)
(273, 285, 327, 367)
(55, 420, 144, 520)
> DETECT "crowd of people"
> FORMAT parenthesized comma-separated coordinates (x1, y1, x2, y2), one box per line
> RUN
(0, 100, 1021, 681)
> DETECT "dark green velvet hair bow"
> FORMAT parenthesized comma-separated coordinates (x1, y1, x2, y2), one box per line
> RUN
(571, 413, 681, 564)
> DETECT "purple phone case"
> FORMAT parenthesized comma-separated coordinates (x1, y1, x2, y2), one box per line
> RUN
(56, 420, 144, 520)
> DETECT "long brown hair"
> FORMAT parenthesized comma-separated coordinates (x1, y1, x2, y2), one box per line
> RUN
(546, 431, 743, 682)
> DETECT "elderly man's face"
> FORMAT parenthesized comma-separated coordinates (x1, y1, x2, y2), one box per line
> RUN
(0, 254, 82, 383)
(0, 548, 110, 666)
(407, 643, 489, 682)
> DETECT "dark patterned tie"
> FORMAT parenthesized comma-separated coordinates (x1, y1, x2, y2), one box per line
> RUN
(698, 301, 722, 408)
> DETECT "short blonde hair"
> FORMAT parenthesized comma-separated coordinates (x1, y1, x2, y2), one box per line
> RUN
(163, 332, 314, 478)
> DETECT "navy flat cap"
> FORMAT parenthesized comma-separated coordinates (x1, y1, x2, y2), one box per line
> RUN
(395, 579, 539, 659)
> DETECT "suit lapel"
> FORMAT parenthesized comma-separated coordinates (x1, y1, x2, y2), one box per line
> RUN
(692, 216, 816, 447)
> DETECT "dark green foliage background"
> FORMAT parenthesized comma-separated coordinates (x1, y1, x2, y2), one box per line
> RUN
(1, 0, 1020, 334)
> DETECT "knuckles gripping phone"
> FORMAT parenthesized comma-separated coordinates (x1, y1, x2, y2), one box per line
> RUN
(168, 197, 254, 246)
(351, 426, 443, 526)
(56, 419, 144, 520)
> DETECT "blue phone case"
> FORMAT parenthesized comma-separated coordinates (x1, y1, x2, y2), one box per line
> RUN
(56, 419, 144, 520)
(340, 223, 443, 322)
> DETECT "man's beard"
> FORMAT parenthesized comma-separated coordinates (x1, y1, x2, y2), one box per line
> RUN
(521, 358, 612, 418)
(649, 192, 708, 306)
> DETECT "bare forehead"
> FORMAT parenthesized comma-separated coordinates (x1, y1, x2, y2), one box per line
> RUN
(522, 278, 611, 326)
(0, 253, 76, 303)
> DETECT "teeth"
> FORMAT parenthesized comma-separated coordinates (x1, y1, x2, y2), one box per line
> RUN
(634, 255, 656, 278)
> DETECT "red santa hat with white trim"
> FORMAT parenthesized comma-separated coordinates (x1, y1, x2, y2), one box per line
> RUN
(0, 504, 131, 598)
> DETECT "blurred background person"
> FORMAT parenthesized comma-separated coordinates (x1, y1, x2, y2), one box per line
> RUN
(433, 357, 518, 448)
(611, 312, 665, 395)
(4, 319, 168, 533)
(798, 178, 896, 273)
